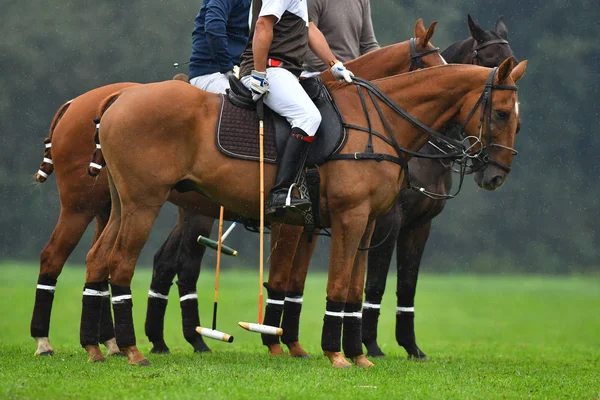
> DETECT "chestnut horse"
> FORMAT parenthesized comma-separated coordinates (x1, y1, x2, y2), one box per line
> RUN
(30, 20, 441, 356)
(362, 14, 516, 360)
(83, 58, 527, 368)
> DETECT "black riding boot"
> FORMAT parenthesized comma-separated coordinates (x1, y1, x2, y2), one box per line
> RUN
(266, 128, 313, 217)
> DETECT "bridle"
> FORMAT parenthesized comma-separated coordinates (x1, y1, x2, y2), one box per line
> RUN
(471, 38, 510, 65)
(409, 37, 441, 71)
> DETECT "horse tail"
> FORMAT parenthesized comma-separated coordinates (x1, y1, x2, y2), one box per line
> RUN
(34, 100, 72, 183)
(88, 92, 122, 177)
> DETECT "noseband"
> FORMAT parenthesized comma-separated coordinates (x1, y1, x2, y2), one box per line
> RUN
(459, 67, 518, 173)
(471, 38, 509, 65)
(409, 37, 441, 71)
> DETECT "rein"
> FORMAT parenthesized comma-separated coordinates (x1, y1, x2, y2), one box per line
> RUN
(471, 38, 510, 65)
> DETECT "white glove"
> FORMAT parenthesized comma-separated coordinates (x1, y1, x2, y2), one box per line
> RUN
(249, 70, 269, 101)
(330, 61, 354, 83)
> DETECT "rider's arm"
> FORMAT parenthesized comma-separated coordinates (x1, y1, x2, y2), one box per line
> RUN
(205, 0, 235, 73)
(307, 22, 337, 66)
(253, 15, 277, 72)
(359, 0, 380, 55)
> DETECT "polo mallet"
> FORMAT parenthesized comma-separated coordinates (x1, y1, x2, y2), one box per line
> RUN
(238, 98, 283, 337)
(196, 206, 234, 343)
(197, 222, 239, 256)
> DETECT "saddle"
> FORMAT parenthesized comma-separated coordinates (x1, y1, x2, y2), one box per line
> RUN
(216, 75, 346, 166)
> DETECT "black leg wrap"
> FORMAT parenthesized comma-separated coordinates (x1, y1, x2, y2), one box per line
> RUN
(110, 284, 136, 349)
(321, 298, 345, 353)
(80, 281, 108, 348)
(262, 283, 285, 346)
(178, 284, 210, 352)
(145, 281, 171, 346)
(342, 302, 363, 358)
(281, 291, 303, 345)
(31, 274, 57, 338)
(396, 309, 427, 359)
(99, 294, 115, 343)
(362, 305, 385, 357)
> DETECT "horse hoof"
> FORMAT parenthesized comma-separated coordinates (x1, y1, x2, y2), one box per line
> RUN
(267, 344, 286, 356)
(352, 354, 375, 368)
(108, 351, 127, 357)
(135, 359, 151, 367)
(287, 342, 309, 358)
(191, 338, 212, 353)
(193, 346, 212, 354)
(405, 344, 428, 360)
(37, 350, 54, 357)
(324, 351, 352, 369)
(364, 341, 385, 358)
(90, 356, 107, 363)
(150, 341, 171, 354)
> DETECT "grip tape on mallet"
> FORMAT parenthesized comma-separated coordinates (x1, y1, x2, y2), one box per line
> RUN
(197, 235, 238, 256)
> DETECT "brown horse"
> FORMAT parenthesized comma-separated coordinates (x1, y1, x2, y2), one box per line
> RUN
(83, 58, 527, 368)
(30, 20, 440, 356)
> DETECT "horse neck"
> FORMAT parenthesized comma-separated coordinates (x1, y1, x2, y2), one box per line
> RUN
(375, 65, 485, 154)
(342, 42, 411, 81)
(441, 38, 474, 64)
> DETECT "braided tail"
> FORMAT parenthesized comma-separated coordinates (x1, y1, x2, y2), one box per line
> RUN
(34, 100, 72, 183)
(88, 92, 122, 177)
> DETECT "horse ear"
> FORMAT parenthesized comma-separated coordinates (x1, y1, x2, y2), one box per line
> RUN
(414, 18, 426, 38)
(496, 16, 508, 39)
(468, 14, 486, 42)
(496, 56, 517, 83)
(509, 60, 527, 83)
(422, 21, 438, 47)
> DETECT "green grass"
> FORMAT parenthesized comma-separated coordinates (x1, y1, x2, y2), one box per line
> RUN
(1, 263, 599, 399)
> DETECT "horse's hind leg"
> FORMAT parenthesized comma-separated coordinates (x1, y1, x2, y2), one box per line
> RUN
(145, 214, 182, 354)
(31, 209, 95, 356)
(344, 221, 375, 368)
(362, 207, 402, 358)
(282, 229, 319, 358)
(264, 223, 303, 356)
(174, 210, 214, 353)
(395, 222, 431, 360)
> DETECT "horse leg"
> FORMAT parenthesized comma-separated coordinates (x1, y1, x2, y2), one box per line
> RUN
(145, 213, 182, 354)
(264, 223, 303, 356)
(109, 202, 164, 366)
(344, 221, 375, 368)
(281, 229, 319, 358)
(362, 206, 402, 357)
(93, 206, 123, 357)
(395, 221, 431, 360)
(175, 210, 214, 353)
(322, 209, 369, 368)
(32, 209, 95, 356)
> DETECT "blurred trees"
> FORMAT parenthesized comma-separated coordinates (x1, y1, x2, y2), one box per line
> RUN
(0, 0, 597, 273)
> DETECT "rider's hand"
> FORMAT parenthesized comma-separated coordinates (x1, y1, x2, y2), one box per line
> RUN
(330, 60, 354, 83)
(250, 70, 269, 101)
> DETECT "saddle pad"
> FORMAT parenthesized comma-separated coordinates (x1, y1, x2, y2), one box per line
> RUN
(216, 95, 279, 164)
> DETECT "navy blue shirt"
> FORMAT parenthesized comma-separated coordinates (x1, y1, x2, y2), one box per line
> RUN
(188, 0, 251, 80)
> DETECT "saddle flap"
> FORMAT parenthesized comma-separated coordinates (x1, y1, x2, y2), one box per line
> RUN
(227, 75, 255, 110)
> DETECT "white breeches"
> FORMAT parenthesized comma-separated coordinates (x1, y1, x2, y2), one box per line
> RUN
(190, 72, 230, 94)
(241, 67, 321, 136)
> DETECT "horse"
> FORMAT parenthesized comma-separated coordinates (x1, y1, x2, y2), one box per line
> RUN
(82, 57, 527, 368)
(362, 14, 516, 360)
(261, 14, 516, 359)
(29, 20, 441, 356)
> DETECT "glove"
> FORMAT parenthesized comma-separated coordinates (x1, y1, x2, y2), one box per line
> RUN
(249, 70, 269, 101)
(330, 61, 354, 83)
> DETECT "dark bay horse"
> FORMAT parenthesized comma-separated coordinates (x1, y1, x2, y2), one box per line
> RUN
(30, 20, 440, 356)
(362, 14, 516, 360)
(83, 59, 526, 367)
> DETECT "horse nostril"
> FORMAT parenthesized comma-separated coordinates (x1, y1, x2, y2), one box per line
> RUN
(490, 175, 503, 188)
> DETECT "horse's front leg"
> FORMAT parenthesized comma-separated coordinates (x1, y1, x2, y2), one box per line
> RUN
(323, 208, 370, 368)
(345, 220, 376, 367)
(282, 229, 320, 358)
(264, 223, 303, 356)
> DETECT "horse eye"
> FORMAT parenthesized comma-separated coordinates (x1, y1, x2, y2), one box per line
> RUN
(495, 110, 510, 120)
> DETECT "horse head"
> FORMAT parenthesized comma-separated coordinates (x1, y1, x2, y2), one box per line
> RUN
(460, 57, 527, 191)
(467, 14, 514, 67)
(412, 19, 444, 69)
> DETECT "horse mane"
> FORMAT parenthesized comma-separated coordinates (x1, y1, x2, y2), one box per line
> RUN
(441, 38, 473, 62)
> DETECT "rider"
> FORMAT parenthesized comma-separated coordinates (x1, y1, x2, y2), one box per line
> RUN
(302, 0, 379, 78)
(239, 0, 355, 216)
(188, 0, 252, 93)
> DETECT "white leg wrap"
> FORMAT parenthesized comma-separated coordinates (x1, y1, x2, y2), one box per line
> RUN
(180, 293, 198, 302)
(148, 290, 168, 300)
(112, 294, 132, 303)
(89, 162, 103, 170)
(362, 302, 381, 309)
(37, 284, 56, 292)
(396, 306, 415, 313)
(37, 170, 48, 178)
(83, 288, 110, 297)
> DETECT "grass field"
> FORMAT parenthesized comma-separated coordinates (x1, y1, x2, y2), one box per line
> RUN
(0, 263, 599, 399)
